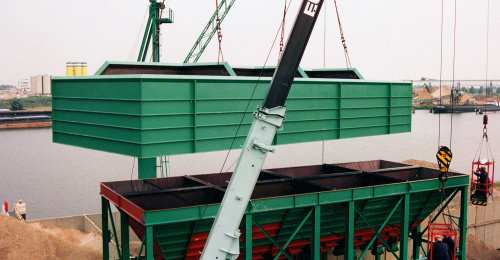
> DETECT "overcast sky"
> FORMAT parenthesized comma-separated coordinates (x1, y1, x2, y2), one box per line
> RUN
(1, 0, 499, 86)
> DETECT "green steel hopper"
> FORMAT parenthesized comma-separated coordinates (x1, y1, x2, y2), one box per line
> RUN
(100, 160, 469, 260)
(52, 62, 411, 159)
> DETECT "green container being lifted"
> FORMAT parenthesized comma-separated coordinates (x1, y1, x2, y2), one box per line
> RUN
(51, 62, 412, 158)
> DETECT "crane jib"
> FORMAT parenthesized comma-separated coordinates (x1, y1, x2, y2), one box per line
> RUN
(262, 0, 324, 109)
(200, 1, 324, 259)
(304, 0, 321, 17)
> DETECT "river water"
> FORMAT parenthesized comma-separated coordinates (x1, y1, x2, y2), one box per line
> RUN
(1, 110, 499, 220)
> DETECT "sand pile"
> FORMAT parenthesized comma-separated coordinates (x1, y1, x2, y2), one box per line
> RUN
(0, 214, 102, 260)
(466, 234, 500, 260)
(414, 87, 435, 100)
(432, 85, 453, 98)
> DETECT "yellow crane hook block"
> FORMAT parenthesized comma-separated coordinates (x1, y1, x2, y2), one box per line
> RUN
(436, 146, 453, 173)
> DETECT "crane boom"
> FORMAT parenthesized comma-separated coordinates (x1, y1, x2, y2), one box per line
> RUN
(200, 1, 324, 259)
(183, 0, 236, 63)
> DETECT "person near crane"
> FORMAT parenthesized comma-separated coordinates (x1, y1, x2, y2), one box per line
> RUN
(2, 201, 8, 216)
(14, 199, 26, 221)
(442, 234, 455, 259)
(473, 167, 488, 199)
(430, 235, 450, 260)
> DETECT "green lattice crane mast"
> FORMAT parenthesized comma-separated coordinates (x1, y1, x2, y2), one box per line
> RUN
(200, 0, 324, 259)
(183, 0, 236, 63)
(138, 0, 174, 62)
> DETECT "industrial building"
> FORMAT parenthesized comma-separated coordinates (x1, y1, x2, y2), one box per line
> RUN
(30, 75, 52, 95)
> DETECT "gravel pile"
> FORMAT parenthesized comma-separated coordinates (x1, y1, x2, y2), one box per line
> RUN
(0, 214, 102, 259)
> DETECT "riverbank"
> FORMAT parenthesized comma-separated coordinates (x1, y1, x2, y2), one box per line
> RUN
(0, 109, 52, 129)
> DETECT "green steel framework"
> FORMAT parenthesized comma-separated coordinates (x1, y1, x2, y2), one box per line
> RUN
(100, 164, 469, 260)
(138, 1, 174, 62)
(183, 0, 237, 63)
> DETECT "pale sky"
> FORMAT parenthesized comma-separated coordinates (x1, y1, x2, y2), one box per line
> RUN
(1, 0, 499, 86)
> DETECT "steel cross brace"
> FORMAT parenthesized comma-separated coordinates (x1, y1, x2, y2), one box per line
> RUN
(137, 236, 146, 260)
(273, 208, 314, 260)
(107, 203, 123, 260)
(252, 219, 294, 260)
(443, 214, 460, 227)
(356, 197, 403, 260)
(421, 188, 459, 234)
(250, 207, 314, 260)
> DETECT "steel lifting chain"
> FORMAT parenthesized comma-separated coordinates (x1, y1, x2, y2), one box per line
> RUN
(279, 0, 287, 56)
(483, 114, 488, 139)
(333, 0, 351, 69)
(215, 0, 224, 63)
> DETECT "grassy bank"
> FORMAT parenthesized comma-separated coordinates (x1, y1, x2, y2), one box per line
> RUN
(0, 96, 51, 110)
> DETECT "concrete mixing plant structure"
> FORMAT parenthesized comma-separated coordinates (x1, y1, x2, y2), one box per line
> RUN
(51, 61, 469, 259)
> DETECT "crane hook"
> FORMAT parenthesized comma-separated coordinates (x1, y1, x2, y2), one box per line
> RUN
(436, 146, 452, 182)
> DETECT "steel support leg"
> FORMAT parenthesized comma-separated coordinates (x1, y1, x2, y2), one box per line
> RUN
(102, 197, 110, 260)
(458, 186, 468, 260)
(400, 193, 409, 260)
(120, 211, 130, 260)
(244, 213, 253, 260)
(138, 158, 156, 179)
(412, 224, 421, 259)
(312, 205, 321, 260)
(345, 201, 355, 260)
(146, 226, 154, 260)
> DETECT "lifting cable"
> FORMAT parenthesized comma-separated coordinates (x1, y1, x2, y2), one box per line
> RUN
(196, 0, 294, 226)
(436, 0, 457, 184)
(484, 0, 490, 106)
(279, 0, 287, 58)
(333, 0, 351, 69)
(129, 6, 149, 61)
(323, 0, 326, 68)
(474, 0, 492, 163)
(473, 115, 494, 162)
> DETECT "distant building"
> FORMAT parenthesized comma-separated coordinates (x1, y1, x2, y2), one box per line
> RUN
(17, 78, 30, 91)
(30, 75, 52, 95)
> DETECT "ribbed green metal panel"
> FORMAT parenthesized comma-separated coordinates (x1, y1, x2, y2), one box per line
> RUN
(139, 178, 466, 259)
(52, 74, 411, 158)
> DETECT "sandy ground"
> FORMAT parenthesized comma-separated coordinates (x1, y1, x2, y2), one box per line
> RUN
(0, 214, 102, 260)
(465, 234, 500, 260)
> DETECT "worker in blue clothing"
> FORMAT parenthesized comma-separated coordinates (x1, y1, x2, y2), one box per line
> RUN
(442, 234, 455, 259)
(431, 235, 450, 260)
(473, 167, 488, 198)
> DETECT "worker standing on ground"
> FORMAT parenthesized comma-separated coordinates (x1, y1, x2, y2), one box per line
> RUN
(2, 201, 8, 216)
(431, 235, 450, 260)
(14, 200, 26, 221)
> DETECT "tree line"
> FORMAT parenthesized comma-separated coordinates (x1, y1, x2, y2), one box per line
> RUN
(0, 96, 52, 110)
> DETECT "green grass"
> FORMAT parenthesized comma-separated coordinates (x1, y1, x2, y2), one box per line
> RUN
(494, 182, 500, 189)
(0, 96, 51, 110)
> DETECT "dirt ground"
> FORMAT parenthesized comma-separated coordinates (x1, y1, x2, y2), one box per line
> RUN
(466, 234, 500, 260)
(0, 214, 102, 260)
